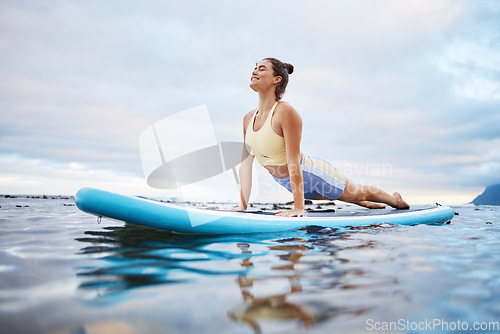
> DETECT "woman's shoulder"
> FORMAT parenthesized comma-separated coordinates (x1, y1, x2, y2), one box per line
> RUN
(244, 108, 257, 121)
(243, 108, 257, 128)
(244, 108, 257, 118)
(277, 100, 293, 108)
(276, 101, 301, 120)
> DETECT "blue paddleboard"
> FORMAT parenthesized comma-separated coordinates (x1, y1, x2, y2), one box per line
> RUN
(75, 188, 455, 234)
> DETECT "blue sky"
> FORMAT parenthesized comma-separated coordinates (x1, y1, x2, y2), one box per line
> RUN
(1, 0, 499, 205)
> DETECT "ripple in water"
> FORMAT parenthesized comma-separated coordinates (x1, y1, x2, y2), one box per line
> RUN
(1, 198, 499, 333)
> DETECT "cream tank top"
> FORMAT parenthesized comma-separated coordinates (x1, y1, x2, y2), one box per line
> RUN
(244, 101, 287, 166)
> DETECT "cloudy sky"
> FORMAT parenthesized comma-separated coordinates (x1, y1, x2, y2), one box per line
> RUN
(1, 0, 499, 205)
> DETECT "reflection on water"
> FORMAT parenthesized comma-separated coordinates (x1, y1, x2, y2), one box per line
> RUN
(229, 243, 315, 332)
(3, 199, 500, 333)
(77, 224, 264, 291)
(76, 223, 388, 332)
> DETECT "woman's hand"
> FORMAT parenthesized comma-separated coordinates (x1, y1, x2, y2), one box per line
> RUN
(275, 208, 304, 217)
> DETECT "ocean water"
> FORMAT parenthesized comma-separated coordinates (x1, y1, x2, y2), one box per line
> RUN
(1, 196, 499, 334)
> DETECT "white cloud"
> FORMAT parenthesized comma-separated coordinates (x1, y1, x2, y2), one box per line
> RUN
(433, 27, 500, 101)
(0, 0, 499, 204)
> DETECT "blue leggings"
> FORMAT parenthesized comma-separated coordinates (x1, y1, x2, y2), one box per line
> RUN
(271, 156, 347, 200)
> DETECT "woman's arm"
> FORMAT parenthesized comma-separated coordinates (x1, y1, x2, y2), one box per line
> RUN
(234, 111, 255, 211)
(238, 151, 254, 210)
(276, 103, 304, 217)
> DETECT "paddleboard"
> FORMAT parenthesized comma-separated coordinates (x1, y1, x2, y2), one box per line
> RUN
(75, 188, 455, 234)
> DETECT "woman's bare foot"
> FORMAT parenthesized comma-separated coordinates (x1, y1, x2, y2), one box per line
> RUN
(393, 192, 410, 209)
(358, 201, 386, 209)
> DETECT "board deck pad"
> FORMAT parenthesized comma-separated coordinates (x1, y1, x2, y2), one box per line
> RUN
(302, 207, 437, 217)
(75, 188, 456, 234)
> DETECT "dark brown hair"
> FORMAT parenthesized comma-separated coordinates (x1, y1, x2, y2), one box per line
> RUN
(262, 57, 294, 100)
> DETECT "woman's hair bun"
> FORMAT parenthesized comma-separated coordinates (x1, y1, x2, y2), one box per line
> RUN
(284, 62, 294, 74)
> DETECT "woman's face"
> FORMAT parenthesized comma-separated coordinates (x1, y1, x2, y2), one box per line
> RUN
(250, 60, 280, 92)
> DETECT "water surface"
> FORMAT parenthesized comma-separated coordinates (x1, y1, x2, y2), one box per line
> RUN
(1, 197, 499, 333)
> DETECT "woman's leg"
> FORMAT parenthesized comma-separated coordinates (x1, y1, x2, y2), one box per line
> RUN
(337, 179, 410, 209)
(312, 193, 386, 209)
(296, 156, 409, 209)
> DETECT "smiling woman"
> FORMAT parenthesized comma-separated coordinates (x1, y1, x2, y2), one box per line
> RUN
(235, 57, 410, 217)
(251, 58, 294, 100)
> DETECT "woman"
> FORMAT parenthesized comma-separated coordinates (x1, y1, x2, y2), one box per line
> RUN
(235, 57, 409, 217)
